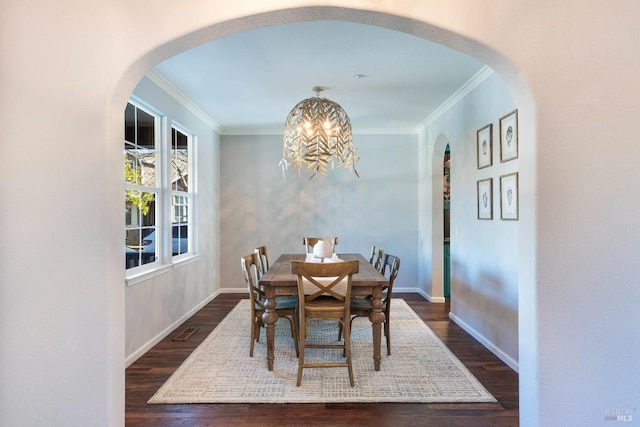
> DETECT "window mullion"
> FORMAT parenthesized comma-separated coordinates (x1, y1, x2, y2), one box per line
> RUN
(158, 115, 171, 263)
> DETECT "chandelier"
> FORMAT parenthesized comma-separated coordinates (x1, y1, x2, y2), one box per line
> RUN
(281, 87, 359, 178)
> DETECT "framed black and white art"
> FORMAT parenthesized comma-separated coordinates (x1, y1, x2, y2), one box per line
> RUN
(500, 109, 518, 162)
(476, 124, 493, 169)
(500, 172, 519, 220)
(477, 178, 493, 220)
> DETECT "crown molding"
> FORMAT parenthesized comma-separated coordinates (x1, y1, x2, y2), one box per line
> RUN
(146, 69, 223, 133)
(147, 65, 494, 136)
(417, 65, 495, 131)
(220, 127, 419, 136)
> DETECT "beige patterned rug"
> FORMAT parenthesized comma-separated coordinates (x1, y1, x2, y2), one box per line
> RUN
(148, 299, 495, 404)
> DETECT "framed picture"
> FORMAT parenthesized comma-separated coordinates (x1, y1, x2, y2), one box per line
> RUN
(476, 124, 493, 169)
(500, 172, 519, 220)
(477, 178, 493, 220)
(500, 109, 518, 162)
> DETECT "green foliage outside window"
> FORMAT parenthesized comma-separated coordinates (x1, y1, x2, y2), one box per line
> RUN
(125, 157, 153, 215)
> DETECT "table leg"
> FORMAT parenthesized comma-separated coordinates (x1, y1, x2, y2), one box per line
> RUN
(262, 289, 279, 371)
(369, 286, 385, 371)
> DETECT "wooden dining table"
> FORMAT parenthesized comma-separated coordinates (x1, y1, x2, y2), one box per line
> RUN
(258, 253, 388, 371)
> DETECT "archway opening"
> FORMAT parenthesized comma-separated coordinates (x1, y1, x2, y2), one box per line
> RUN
(443, 143, 451, 301)
(112, 6, 535, 424)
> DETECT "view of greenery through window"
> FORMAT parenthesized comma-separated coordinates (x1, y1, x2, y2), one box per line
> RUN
(125, 102, 157, 269)
(125, 101, 193, 271)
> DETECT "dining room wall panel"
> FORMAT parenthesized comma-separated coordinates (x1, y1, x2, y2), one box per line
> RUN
(220, 133, 419, 293)
(419, 72, 519, 370)
(125, 76, 221, 363)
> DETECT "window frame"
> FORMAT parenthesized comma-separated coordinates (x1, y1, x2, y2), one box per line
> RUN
(125, 99, 162, 275)
(168, 123, 195, 263)
(125, 97, 198, 284)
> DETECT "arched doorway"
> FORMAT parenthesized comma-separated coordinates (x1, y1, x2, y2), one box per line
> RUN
(443, 143, 451, 300)
(112, 6, 534, 426)
(428, 133, 451, 303)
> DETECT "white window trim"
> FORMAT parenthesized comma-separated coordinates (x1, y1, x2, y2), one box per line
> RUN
(125, 99, 198, 285)
(168, 122, 196, 261)
(125, 98, 162, 276)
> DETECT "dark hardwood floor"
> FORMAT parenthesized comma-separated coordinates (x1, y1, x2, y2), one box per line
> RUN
(126, 293, 519, 426)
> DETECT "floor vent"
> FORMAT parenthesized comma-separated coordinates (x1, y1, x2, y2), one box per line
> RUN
(172, 327, 198, 341)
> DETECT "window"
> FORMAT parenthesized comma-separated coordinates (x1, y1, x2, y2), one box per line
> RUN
(125, 100, 196, 273)
(125, 101, 159, 269)
(170, 126, 193, 259)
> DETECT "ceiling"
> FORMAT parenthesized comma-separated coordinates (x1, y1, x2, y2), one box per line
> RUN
(152, 20, 486, 135)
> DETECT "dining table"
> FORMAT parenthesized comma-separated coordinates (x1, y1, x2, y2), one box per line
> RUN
(258, 253, 389, 371)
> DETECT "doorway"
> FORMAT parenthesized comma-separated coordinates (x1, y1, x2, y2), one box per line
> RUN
(443, 144, 451, 301)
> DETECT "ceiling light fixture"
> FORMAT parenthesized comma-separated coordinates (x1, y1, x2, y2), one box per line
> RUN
(280, 86, 359, 178)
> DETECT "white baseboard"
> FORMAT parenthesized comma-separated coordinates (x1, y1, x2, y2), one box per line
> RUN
(448, 311, 519, 373)
(391, 286, 419, 294)
(217, 288, 248, 293)
(125, 289, 222, 367)
(412, 288, 446, 303)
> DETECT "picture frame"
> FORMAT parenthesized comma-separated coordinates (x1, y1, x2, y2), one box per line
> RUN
(476, 124, 493, 169)
(500, 109, 518, 162)
(477, 178, 493, 220)
(500, 172, 519, 220)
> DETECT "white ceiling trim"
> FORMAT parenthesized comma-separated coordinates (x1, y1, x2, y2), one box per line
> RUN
(146, 70, 223, 133)
(146, 69, 420, 136)
(146, 66, 494, 137)
(220, 127, 420, 136)
(417, 65, 495, 132)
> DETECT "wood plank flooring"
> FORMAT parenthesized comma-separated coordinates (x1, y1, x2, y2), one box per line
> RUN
(126, 293, 519, 426)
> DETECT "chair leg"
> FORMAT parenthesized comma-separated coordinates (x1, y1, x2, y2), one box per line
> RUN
(249, 318, 257, 357)
(338, 315, 358, 341)
(343, 318, 354, 387)
(285, 315, 300, 357)
(256, 319, 262, 342)
(296, 318, 305, 386)
(384, 320, 391, 355)
(294, 306, 300, 357)
(349, 315, 358, 331)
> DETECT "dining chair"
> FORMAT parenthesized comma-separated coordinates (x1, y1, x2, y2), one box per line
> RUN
(348, 253, 400, 355)
(302, 237, 339, 253)
(254, 245, 269, 278)
(241, 253, 299, 357)
(369, 245, 384, 272)
(291, 259, 359, 387)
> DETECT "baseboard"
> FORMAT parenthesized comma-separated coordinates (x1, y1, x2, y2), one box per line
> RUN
(412, 288, 446, 303)
(125, 289, 222, 367)
(384, 286, 450, 302)
(217, 288, 249, 293)
(448, 311, 519, 373)
(392, 286, 419, 294)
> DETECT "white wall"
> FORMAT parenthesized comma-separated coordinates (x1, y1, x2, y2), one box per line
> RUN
(421, 73, 519, 369)
(2, 2, 640, 426)
(124, 77, 221, 364)
(220, 134, 419, 291)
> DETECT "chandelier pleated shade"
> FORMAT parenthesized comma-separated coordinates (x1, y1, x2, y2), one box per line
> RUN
(282, 89, 359, 178)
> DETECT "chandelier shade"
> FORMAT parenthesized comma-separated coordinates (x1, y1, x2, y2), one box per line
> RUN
(281, 87, 359, 178)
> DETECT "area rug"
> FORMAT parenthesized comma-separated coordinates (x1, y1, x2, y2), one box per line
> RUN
(148, 299, 496, 404)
